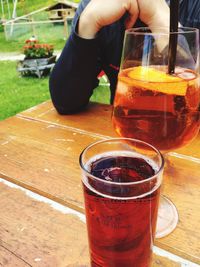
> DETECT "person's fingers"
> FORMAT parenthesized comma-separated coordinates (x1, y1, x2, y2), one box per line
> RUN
(124, 0, 139, 29)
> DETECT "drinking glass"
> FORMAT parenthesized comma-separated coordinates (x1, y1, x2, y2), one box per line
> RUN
(112, 27, 200, 238)
(80, 138, 164, 267)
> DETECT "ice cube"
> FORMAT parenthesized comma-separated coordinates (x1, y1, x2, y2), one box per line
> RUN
(177, 71, 196, 81)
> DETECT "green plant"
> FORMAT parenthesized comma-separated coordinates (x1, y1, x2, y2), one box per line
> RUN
(23, 37, 54, 59)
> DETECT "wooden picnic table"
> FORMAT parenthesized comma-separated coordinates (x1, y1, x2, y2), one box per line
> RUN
(0, 100, 199, 267)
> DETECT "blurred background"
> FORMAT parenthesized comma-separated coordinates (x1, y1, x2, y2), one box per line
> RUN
(0, 0, 109, 121)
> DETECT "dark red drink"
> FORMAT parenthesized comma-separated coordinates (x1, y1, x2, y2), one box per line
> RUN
(82, 153, 161, 267)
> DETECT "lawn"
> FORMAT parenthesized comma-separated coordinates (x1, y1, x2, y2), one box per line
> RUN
(0, 1, 110, 121)
(1, 0, 80, 19)
(1, 0, 58, 18)
(0, 24, 66, 53)
(0, 0, 81, 52)
(0, 61, 110, 121)
(0, 23, 67, 53)
(15, 0, 80, 16)
(0, 10, 67, 53)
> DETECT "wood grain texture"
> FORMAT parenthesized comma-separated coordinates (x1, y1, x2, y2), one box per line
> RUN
(18, 101, 200, 158)
(0, 182, 184, 267)
(0, 182, 89, 267)
(0, 102, 200, 264)
(18, 101, 117, 138)
(155, 155, 200, 264)
(0, 245, 30, 267)
(0, 116, 103, 211)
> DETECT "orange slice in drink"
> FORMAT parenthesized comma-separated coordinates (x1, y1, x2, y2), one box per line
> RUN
(119, 66, 188, 96)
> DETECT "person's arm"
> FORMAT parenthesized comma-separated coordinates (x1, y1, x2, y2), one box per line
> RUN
(49, 31, 101, 114)
(49, 0, 101, 114)
(49, 0, 140, 114)
(50, 0, 170, 114)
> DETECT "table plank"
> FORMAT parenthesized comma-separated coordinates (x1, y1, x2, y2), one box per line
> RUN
(0, 246, 30, 267)
(18, 101, 200, 158)
(0, 181, 89, 267)
(0, 180, 192, 267)
(1, 110, 200, 264)
(18, 101, 117, 138)
(0, 116, 103, 211)
(156, 154, 200, 264)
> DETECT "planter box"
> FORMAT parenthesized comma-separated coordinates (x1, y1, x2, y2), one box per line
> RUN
(17, 55, 57, 78)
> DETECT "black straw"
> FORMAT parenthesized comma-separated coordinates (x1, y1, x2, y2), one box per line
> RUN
(168, 0, 179, 74)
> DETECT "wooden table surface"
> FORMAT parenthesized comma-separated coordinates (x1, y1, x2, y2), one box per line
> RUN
(0, 101, 199, 267)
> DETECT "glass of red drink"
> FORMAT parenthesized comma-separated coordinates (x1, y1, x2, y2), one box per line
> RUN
(80, 138, 164, 267)
(112, 27, 200, 238)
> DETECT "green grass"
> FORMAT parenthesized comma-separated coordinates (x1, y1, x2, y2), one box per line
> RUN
(1, 14, 67, 52)
(15, 0, 80, 16)
(0, 33, 21, 52)
(1, 0, 80, 19)
(1, 0, 54, 19)
(0, 1, 109, 121)
(0, 0, 81, 52)
(0, 61, 110, 121)
(1, 23, 67, 52)
(0, 61, 50, 120)
(91, 82, 110, 104)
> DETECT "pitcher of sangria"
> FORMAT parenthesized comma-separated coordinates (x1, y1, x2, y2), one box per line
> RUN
(112, 27, 200, 238)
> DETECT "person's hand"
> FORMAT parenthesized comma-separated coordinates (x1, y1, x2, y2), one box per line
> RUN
(137, 0, 170, 32)
(78, 0, 139, 39)
(137, 0, 170, 51)
(78, 0, 170, 42)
